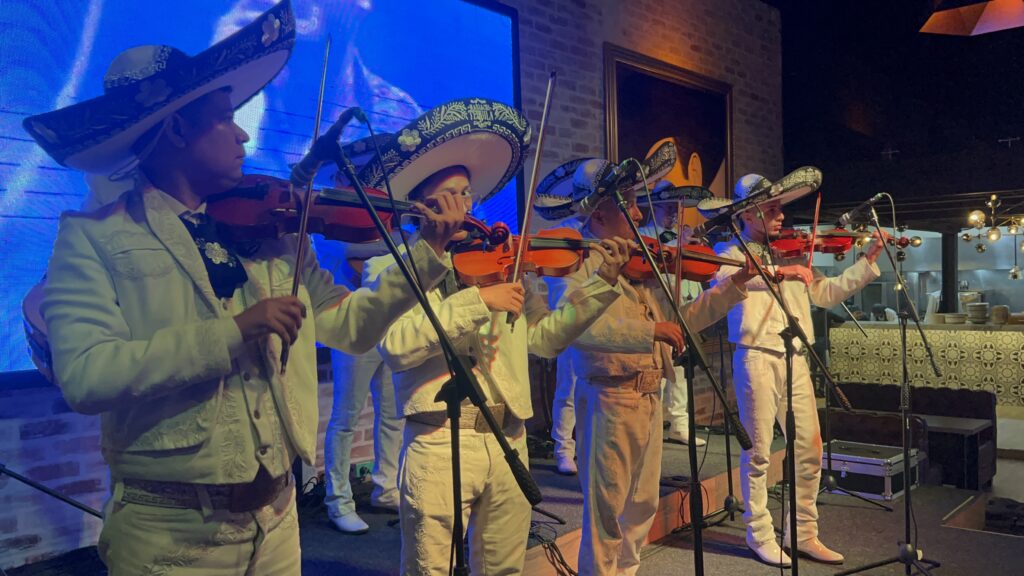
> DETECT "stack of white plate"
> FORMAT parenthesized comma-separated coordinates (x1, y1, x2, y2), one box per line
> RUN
(967, 303, 989, 324)
(945, 313, 968, 325)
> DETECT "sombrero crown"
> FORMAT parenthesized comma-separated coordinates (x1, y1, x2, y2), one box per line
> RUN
(533, 140, 678, 221)
(23, 0, 296, 174)
(356, 98, 531, 203)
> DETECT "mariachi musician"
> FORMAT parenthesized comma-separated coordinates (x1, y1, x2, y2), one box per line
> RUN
(21, 2, 466, 573)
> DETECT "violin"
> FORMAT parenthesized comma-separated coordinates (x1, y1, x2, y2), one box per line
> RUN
(769, 228, 865, 261)
(207, 174, 505, 245)
(450, 230, 745, 287)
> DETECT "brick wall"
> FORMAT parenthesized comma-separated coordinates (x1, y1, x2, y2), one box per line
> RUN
(1, 0, 780, 569)
(506, 0, 782, 422)
(0, 386, 106, 570)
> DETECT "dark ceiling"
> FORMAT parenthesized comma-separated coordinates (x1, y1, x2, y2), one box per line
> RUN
(762, 0, 1024, 231)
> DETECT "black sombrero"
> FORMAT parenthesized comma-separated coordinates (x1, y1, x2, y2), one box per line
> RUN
(23, 0, 296, 175)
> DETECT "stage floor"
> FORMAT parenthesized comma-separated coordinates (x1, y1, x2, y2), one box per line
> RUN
(8, 431, 1022, 575)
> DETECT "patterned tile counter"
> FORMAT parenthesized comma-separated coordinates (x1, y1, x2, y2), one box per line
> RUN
(830, 322, 1024, 407)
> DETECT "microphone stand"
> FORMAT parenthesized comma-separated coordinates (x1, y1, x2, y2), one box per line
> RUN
(333, 146, 542, 576)
(724, 217, 854, 576)
(836, 207, 941, 576)
(612, 187, 753, 576)
(715, 321, 742, 521)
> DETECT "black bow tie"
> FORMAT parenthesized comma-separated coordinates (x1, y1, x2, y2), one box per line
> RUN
(180, 212, 249, 299)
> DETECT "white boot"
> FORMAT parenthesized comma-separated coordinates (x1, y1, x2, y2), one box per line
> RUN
(748, 539, 792, 568)
(330, 511, 370, 535)
(667, 425, 706, 446)
(784, 535, 845, 564)
(555, 454, 578, 476)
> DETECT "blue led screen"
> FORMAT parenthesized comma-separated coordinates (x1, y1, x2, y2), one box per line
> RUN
(0, 0, 518, 373)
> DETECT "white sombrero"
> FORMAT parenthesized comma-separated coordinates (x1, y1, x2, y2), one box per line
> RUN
(533, 157, 596, 221)
(356, 98, 531, 202)
(534, 141, 679, 221)
(698, 166, 823, 219)
(23, 1, 296, 175)
(624, 140, 679, 192)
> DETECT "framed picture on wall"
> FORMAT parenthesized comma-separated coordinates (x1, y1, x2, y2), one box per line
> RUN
(603, 43, 733, 224)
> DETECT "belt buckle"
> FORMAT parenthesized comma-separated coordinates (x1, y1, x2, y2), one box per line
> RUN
(473, 404, 504, 433)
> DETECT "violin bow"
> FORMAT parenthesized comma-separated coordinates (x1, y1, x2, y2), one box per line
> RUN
(506, 71, 556, 327)
(807, 191, 822, 270)
(280, 35, 332, 374)
(673, 199, 685, 315)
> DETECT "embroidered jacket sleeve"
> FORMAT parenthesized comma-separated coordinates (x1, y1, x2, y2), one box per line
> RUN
(307, 236, 450, 355)
(672, 277, 748, 333)
(523, 267, 623, 359)
(551, 254, 655, 354)
(807, 257, 880, 308)
(42, 215, 241, 414)
(377, 284, 492, 372)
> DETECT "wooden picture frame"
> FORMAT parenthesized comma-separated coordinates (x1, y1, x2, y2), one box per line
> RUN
(604, 43, 733, 215)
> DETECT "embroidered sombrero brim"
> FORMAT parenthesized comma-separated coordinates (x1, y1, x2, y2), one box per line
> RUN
(356, 98, 531, 204)
(626, 140, 678, 192)
(332, 133, 396, 187)
(697, 166, 822, 219)
(770, 166, 822, 206)
(22, 0, 296, 174)
(641, 185, 714, 207)
(533, 157, 595, 221)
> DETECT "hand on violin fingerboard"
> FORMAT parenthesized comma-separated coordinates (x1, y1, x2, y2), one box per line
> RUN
(414, 194, 467, 256)
(592, 236, 636, 286)
(479, 282, 524, 315)
(775, 265, 813, 286)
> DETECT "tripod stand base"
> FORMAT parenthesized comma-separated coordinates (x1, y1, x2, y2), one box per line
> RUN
(819, 474, 894, 512)
(835, 543, 941, 576)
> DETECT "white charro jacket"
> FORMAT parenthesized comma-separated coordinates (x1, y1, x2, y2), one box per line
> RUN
(41, 185, 449, 481)
(368, 249, 624, 420)
(550, 247, 748, 384)
(713, 238, 880, 353)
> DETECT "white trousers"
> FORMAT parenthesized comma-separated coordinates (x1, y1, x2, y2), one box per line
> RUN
(552, 354, 576, 459)
(324, 348, 403, 517)
(733, 347, 823, 546)
(399, 419, 532, 576)
(99, 484, 298, 576)
(662, 365, 690, 435)
(576, 380, 662, 576)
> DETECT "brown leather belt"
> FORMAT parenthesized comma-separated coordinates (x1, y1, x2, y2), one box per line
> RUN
(407, 402, 507, 433)
(590, 369, 664, 394)
(121, 467, 290, 513)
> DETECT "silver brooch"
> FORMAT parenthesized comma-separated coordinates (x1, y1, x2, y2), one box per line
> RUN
(203, 241, 231, 265)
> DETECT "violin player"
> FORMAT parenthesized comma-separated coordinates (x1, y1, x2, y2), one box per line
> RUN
(542, 157, 758, 576)
(21, 3, 466, 573)
(711, 171, 887, 568)
(359, 98, 636, 575)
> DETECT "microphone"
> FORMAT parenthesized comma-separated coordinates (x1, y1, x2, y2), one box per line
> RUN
(835, 192, 885, 228)
(290, 107, 368, 189)
(577, 158, 640, 215)
(691, 183, 776, 238)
